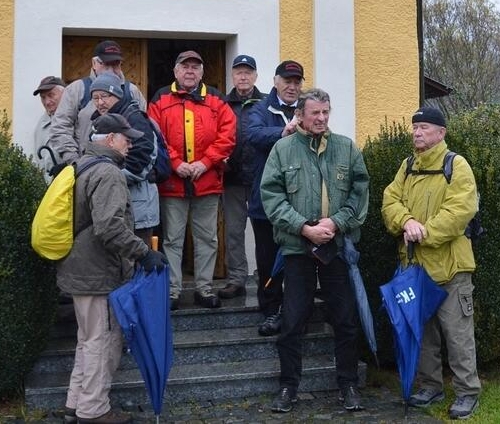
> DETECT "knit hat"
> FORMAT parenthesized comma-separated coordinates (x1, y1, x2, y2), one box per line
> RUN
(412, 106, 446, 127)
(91, 113, 144, 140)
(90, 73, 124, 99)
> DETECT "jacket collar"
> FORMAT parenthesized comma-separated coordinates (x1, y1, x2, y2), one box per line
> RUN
(414, 140, 448, 169)
(85, 140, 126, 168)
(171, 81, 207, 101)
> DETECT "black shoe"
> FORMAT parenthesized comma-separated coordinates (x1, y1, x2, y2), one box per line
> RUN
(218, 283, 246, 299)
(339, 386, 364, 411)
(63, 407, 77, 424)
(271, 387, 297, 413)
(194, 290, 221, 308)
(258, 308, 282, 336)
(170, 297, 179, 311)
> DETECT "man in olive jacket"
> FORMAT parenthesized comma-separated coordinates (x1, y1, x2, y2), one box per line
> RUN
(57, 114, 167, 424)
(260, 88, 369, 413)
(382, 107, 481, 420)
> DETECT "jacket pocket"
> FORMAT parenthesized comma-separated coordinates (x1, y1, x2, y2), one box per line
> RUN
(458, 285, 474, 317)
(282, 163, 301, 194)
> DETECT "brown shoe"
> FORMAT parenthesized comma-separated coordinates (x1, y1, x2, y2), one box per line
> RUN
(218, 283, 246, 299)
(77, 410, 132, 424)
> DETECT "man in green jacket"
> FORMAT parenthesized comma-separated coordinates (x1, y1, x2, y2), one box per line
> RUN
(260, 88, 369, 413)
(381, 107, 481, 420)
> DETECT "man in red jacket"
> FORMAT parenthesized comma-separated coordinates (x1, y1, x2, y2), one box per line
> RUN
(148, 50, 236, 310)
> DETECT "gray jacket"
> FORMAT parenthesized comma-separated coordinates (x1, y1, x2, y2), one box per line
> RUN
(56, 142, 149, 295)
(50, 70, 146, 164)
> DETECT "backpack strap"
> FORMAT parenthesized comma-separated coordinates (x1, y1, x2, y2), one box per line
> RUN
(79, 77, 93, 111)
(405, 150, 457, 184)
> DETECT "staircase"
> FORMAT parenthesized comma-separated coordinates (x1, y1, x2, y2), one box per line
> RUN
(24, 277, 366, 411)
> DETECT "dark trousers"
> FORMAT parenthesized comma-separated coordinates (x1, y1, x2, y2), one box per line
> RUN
(250, 218, 283, 316)
(277, 254, 359, 390)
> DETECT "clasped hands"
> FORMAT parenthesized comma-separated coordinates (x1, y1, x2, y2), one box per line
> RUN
(403, 218, 427, 245)
(301, 218, 337, 245)
(176, 161, 207, 181)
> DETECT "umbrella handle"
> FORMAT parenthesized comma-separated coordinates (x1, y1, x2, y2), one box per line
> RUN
(407, 241, 415, 263)
(151, 236, 158, 251)
(37, 145, 58, 165)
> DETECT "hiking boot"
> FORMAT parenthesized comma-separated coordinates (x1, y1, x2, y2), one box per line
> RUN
(258, 308, 282, 336)
(271, 387, 297, 413)
(64, 407, 77, 424)
(77, 410, 132, 424)
(218, 283, 246, 299)
(338, 386, 365, 411)
(170, 296, 179, 311)
(194, 290, 221, 308)
(448, 395, 479, 420)
(408, 388, 445, 407)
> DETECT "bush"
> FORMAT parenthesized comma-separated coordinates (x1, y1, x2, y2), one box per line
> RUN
(360, 106, 500, 365)
(0, 111, 58, 396)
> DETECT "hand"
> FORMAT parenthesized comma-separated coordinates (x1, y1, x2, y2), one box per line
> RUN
(189, 161, 207, 181)
(176, 162, 192, 179)
(281, 115, 298, 137)
(139, 250, 168, 274)
(48, 163, 67, 177)
(403, 218, 427, 244)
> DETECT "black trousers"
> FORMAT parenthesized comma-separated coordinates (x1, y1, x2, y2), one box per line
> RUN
(250, 218, 283, 316)
(277, 254, 359, 390)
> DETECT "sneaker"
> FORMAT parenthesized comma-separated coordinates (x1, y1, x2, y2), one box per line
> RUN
(448, 395, 479, 420)
(170, 296, 179, 311)
(194, 290, 221, 308)
(218, 283, 246, 299)
(271, 387, 297, 413)
(258, 308, 282, 336)
(408, 388, 445, 408)
(63, 407, 76, 424)
(77, 410, 132, 424)
(339, 386, 365, 411)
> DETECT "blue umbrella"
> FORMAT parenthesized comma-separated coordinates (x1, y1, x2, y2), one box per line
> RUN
(342, 236, 378, 366)
(264, 248, 284, 289)
(109, 266, 174, 424)
(379, 244, 447, 417)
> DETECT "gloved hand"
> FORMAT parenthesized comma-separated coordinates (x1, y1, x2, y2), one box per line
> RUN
(48, 163, 67, 177)
(139, 249, 168, 274)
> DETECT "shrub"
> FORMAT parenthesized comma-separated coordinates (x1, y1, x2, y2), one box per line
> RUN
(0, 111, 58, 396)
(360, 106, 500, 365)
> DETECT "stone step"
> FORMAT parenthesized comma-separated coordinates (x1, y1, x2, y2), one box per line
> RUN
(25, 354, 366, 411)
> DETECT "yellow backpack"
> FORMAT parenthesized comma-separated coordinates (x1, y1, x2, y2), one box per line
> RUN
(31, 157, 110, 260)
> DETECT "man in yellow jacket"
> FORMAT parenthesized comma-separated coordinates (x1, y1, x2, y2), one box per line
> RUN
(382, 107, 481, 420)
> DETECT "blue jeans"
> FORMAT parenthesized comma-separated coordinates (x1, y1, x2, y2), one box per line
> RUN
(277, 254, 359, 390)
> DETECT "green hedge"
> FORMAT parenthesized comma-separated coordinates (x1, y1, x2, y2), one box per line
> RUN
(0, 111, 58, 396)
(360, 106, 500, 366)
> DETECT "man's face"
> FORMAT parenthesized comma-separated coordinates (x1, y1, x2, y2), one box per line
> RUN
(232, 65, 257, 96)
(297, 99, 330, 136)
(274, 75, 303, 105)
(91, 90, 120, 115)
(92, 57, 122, 77)
(174, 59, 203, 92)
(39, 86, 64, 116)
(108, 132, 132, 156)
(412, 122, 446, 152)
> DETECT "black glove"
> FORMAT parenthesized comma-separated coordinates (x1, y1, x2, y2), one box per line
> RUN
(48, 163, 67, 177)
(139, 249, 168, 274)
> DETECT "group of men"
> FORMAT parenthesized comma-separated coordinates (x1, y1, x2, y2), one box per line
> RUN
(33, 39, 481, 422)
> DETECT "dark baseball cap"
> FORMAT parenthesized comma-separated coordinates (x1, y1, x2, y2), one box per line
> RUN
(175, 50, 204, 65)
(232, 55, 257, 70)
(275, 60, 304, 79)
(91, 113, 144, 140)
(33, 76, 66, 96)
(412, 106, 446, 128)
(93, 40, 123, 62)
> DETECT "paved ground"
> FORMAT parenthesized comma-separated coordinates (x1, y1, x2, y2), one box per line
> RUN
(2, 385, 444, 423)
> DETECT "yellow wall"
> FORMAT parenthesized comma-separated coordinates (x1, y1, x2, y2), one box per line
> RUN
(354, 0, 419, 144)
(0, 0, 13, 118)
(279, 0, 314, 87)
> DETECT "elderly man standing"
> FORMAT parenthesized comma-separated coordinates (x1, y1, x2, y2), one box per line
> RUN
(382, 107, 481, 420)
(32, 75, 66, 181)
(218, 55, 266, 299)
(148, 50, 236, 310)
(247, 60, 304, 336)
(50, 40, 146, 174)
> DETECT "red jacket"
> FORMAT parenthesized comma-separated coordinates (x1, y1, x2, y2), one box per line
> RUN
(148, 82, 236, 197)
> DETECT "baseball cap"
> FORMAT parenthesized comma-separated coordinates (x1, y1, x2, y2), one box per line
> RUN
(275, 60, 304, 79)
(412, 106, 446, 128)
(33, 76, 66, 96)
(91, 113, 144, 140)
(93, 40, 123, 62)
(232, 55, 257, 70)
(90, 73, 124, 99)
(175, 50, 204, 65)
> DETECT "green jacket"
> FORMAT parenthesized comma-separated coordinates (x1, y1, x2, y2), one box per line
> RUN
(260, 128, 369, 255)
(381, 140, 477, 283)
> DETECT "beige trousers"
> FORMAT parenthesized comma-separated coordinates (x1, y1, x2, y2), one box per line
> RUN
(66, 295, 123, 419)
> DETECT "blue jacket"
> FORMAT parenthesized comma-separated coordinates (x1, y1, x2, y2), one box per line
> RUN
(247, 87, 292, 219)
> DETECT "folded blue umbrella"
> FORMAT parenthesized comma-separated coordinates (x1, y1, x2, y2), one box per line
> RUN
(109, 266, 174, 424)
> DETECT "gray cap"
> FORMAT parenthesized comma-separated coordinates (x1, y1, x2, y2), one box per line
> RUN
(90, 73, 124, 99)
(91, 113, 144, 140)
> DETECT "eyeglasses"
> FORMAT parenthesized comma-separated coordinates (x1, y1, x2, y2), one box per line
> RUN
(92, 93, 114, 102)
